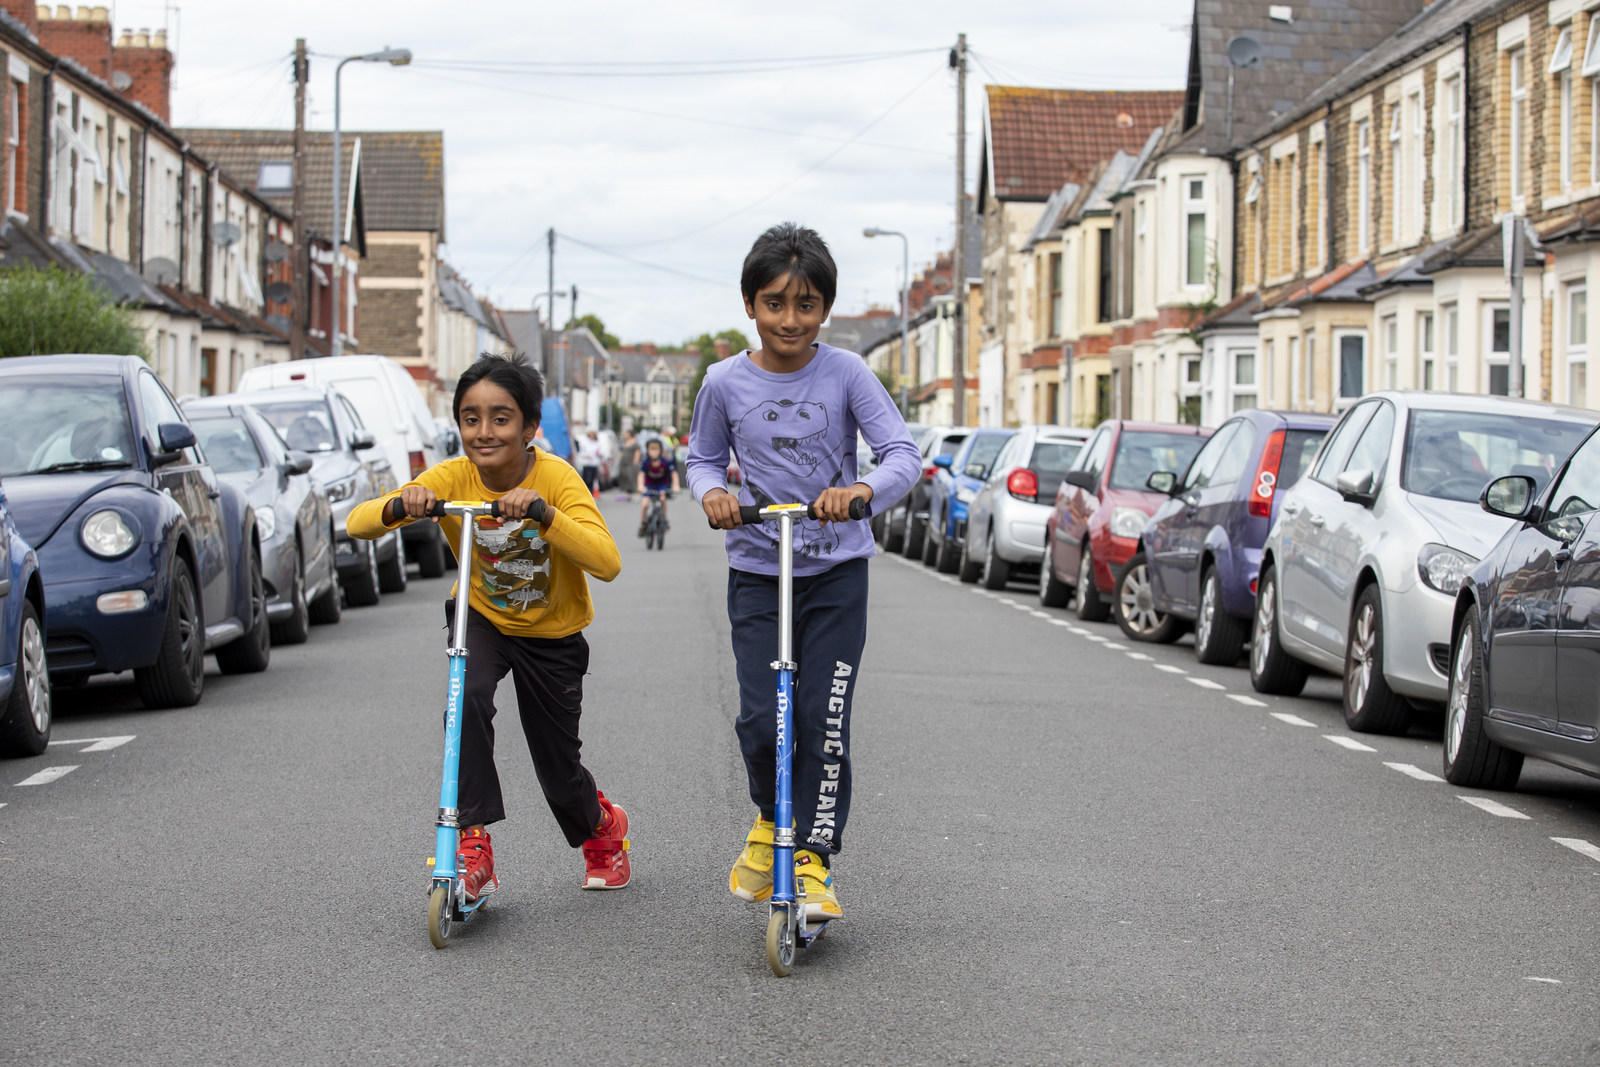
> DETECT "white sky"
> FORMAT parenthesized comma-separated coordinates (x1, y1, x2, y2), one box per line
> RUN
(129, 0, 1190, 346)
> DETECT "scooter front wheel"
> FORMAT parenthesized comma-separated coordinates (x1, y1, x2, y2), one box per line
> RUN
(428, 884, 453, 948)
(766, 909, 795, 976)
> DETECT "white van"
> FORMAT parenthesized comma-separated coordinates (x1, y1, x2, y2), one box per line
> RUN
(239, 355, 448, 576)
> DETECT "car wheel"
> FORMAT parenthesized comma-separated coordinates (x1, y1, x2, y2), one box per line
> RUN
(0, 601, 51, 757)
(1114, 552, 1182, 642)
(1039, 539, 1071, 608)
(308, 574, 343, 625)
(884, 510, 906, 554)
(1442, 612, 1524, 788)
(1250, 565, 1308, 695)
(981, 531, 1010, 590)
(922, 522, 940, 567)
(217, 548, 271, 675)
(270, 543, 311, 646)
(135, 556, 205, 709)
(871, 512, 886, 545)
(1075, 542, 1110, 622)
(904, 516, 927, 560)
(957, 533, 983, 583)
(379, 537, 409, 594)
(936, 528, 961, 574)
(1194, 565, 1247, 665)
(416, 526, 448, 579)
(344, 541, 381, 607)
(1343, 584, 1412, 734)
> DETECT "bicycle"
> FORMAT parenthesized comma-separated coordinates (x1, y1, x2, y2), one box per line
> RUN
(643, 489, 672, 550)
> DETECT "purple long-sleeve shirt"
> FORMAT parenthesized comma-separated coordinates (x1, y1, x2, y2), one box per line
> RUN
(687, 343, 921, 577)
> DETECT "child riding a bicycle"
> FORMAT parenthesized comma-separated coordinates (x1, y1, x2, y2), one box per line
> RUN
(636, 437, 680, 537)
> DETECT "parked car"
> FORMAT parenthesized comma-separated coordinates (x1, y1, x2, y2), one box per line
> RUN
(434, 416, 462, 459)
(0, 477, 48, 756)
(1130, 410, 1335, 655)
(0, 355, 270, 708)
(866, 422, 924, 544)
(961, 425, 1090, 589)
(240, 355, 448, 579)
(1443, 426, 1600, 787)
(246, 386, 405, 607)
(1041, 420, 1210, 621)
(878, 424, 950, 554)
(925, 427, 1015, 574)
(1250, 392, 1596, 736)
(182, 397, 341, 643)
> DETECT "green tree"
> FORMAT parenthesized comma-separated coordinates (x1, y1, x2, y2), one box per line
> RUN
(0, 266, 147, 358)
(565, 313, 619, 350)
(685, 329, 751, 424)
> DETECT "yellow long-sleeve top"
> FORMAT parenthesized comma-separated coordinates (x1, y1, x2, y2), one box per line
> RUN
(346, 451, 621, 638)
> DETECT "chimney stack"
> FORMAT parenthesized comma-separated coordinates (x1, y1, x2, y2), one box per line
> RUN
(34, 3, 113, 84)
(715, 338, 732, 360)
(0, 1, 37, 34)
(112, 23, 174, 121)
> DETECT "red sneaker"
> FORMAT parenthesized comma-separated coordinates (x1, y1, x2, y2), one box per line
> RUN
(458, 828, 499, 901)
(581, 792, 630, 890)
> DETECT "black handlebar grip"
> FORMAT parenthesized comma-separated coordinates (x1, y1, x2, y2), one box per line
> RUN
(423, 500, 447, 518)
(738, 505, 762, 525)
(524, 499, 543, 525)
(848, 497, 867, 521)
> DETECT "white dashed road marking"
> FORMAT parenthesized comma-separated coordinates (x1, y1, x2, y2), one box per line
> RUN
(1458, 796, 1531, 819)
(1552, 837, 1600, 862)
(1153, 664, 1186, 674)
(1271, 712, 1316, 727)
(1126, 652, 1152, 661)
(1384, 762, 1444, 783)
(1102, 642, 1129, 651)
(1186, 677, 1225, 690)
(49, 735, 135, 752)
(1323, 735, 1378, 752)
(1228, 694, 1267, 707)
(16, 766, 79, 786)
(1084, 634, 1108, 643)
(1526, 977, 1563, 984)
(1029, 611, 1052, 619)
(1050, 619, 1074, 627)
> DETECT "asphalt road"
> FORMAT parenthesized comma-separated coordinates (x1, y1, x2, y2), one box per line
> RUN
(6, 495, 1600, 1065)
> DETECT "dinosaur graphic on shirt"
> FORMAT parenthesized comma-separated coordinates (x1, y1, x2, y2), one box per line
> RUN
(735, 398, 864, 559)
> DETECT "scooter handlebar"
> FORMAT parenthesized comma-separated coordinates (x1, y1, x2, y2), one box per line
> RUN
(711, 497, 867, 529)
(393, 498, 544, 523)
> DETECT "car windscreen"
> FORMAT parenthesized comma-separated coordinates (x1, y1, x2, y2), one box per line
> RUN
(1108, 431, 1206, 491)
(936, 434, 966, 458)
(253, 400, 339, 452)
(191, 416, 264, 473)
(1279, 429, 1327, 490)
(0, 375, 137, 476)
(1402, 410, 1591, 502)
(1030, 440, 1084, 500)
(964, 434, 1009, 474)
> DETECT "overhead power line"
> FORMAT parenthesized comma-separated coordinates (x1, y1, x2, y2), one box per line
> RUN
(405, 47, 944, 77)
(554, 234, 727, 289)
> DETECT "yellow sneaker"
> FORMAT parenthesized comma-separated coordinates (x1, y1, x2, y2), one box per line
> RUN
(795, 850, 842, 922)
(728, 817, 775, 902)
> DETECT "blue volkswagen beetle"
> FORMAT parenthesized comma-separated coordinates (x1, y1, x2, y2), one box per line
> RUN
(0, 477, 48, 756)
(0, 355, 270, 708)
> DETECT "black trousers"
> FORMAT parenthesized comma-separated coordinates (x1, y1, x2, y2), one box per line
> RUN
(447, 601, 601, 846)
(728, 558, 868, 860)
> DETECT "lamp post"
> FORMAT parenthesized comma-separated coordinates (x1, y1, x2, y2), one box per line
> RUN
(864, 227, 910, 416)
(331, 45, 411, 357)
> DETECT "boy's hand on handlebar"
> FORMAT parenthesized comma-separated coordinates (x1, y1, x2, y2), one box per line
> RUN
(393, 485, 437, 523)
(703, 489, 743, 529)
(812, 483, 873, 523)
(497, 487, 547, 524)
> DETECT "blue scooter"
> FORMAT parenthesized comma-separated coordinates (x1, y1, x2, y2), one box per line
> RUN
(718, 496, 865, 976)
(422, 496, 541, 949)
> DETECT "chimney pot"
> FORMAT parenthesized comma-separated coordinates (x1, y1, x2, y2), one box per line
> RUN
(115, 28, 130, 45)
(54, 5, 68, 19)
(132, 27, 148, 46)
(152, 29, 166, 49)
(74, 5, 89, 19)
(35, 5, 51, 19)
(89, 4, 107, 19)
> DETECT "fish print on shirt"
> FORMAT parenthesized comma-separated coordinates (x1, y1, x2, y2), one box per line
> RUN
(735, 398, 855, 559)
(472, 517, 552, 613)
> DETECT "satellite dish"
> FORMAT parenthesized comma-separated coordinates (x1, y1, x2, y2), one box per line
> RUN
(264, 313, 291, 334)
(211, 221, 242, 248)
(111, 70, 132, 91)
(1227, 35, 1262, 69)
(143, 256, 179, 286)
(263, 240, 290, 263)
(264, 281, 293, 304)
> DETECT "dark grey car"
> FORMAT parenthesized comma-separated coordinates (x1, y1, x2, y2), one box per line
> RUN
(182, 398, 340, 642)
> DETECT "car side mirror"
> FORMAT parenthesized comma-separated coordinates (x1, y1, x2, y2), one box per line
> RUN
(285, 450, 315, 476)
(348, 430, 376, 451)
(151, 422, 195, 466)
(932, 454, 952, 469)
(1065, 469, 1097, 491)
(1335, 468, 1377, 505)
(1481, 474, 1539, 521)
(1145, 470, 1177, 495)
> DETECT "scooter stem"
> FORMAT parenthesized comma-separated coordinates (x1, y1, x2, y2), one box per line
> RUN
(771, 511, 798, 906)
(434, 505, 483, 882)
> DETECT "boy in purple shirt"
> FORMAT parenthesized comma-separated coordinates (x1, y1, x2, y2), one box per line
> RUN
(689, 222, 919, 921)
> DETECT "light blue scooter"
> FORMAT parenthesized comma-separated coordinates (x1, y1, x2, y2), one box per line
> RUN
(720, 496, 865, 976)
(422, 496, 541, 949)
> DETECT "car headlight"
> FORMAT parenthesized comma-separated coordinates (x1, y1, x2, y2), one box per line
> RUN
(1110, 506, 1147, 539)
(324, 476, 356, 503)
(255, 507, 277, 540)
(1418, 543, 1478, 594)
(81, 509, 137, 558)
(955, 486, 977, 504)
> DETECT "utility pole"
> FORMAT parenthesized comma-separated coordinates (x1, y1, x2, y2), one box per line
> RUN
(290, 38, 307, 361)
(1504, 215, 1525, 399)
(546, 227, 556, 387)
(950, 34, 968, 427)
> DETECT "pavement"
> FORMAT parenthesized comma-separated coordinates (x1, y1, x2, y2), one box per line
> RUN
(5, 494, 1600, 1065)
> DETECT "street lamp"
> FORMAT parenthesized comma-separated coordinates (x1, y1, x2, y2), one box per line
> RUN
(864, 227, 910, 416)
(330, 46, 411, 357)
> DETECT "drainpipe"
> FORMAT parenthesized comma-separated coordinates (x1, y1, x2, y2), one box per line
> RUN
(1461, 24, 1471, 232)
(138, 121, 150, 273)
(1324, 102, 1335, 276)
(176, 148, 186, 291)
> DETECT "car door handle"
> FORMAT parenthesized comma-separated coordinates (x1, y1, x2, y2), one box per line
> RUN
(208, 489, 221, 499)
(1281, 502, 1300, 515)
(1307, 515, 1325, 527)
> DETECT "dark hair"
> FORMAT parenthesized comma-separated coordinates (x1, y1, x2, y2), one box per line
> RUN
(454, 351, 544, 428)
(740, 222, 837, 312)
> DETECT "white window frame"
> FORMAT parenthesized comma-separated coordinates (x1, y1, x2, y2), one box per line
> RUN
(5, 74, 17, 218)
(1288, 335, 1302, 410)
(1445, 75, 1462, 226)
(1334, 328, 1368, 408)
(1486, 302, 1513, 395)
(1183, 176, 1207, 288)
(1511, 47, 1528, 203)
(1444, 304, 1460, 392)
(1410, 93, 1425, 240)
(1304, 332, 1316, 410)
(1551, 25, 1575, 194)
(1231, 348, 1258, 412)
(1357, 120, 1372, 254)
(1389, 104, 1403, 245)
(1570, 283, 1588, 406)
(1383, 314, 1399, 389)
(1419, 311, 1435, 391)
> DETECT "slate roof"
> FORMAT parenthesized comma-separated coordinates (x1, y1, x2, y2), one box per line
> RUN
(1418, 222, 1545, 274)
(1175, 0, 1430, 155)
(1196, 291, 1263, 333)
(980, 87, 1185, 202)
(819, 314, 900, 356)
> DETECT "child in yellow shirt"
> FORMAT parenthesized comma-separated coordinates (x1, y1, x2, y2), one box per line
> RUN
(346, 353, 628, 898)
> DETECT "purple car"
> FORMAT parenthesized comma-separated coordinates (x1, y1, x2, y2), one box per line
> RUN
(1119, 409, 1335, 663)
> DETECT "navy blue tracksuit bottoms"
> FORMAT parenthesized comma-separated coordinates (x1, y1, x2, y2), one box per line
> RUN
(728, 557, 868, 861)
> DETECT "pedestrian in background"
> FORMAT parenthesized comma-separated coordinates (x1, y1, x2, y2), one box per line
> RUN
(616, 428, 640, 501)
(576, 429, 603, 498)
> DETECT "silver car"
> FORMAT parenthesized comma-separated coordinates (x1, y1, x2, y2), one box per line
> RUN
(961, 425, 1091, 589)
(1250, 391, 1597, 734)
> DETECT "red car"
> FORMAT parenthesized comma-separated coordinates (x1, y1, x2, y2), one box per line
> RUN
(1040, 420, 1211, 620)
